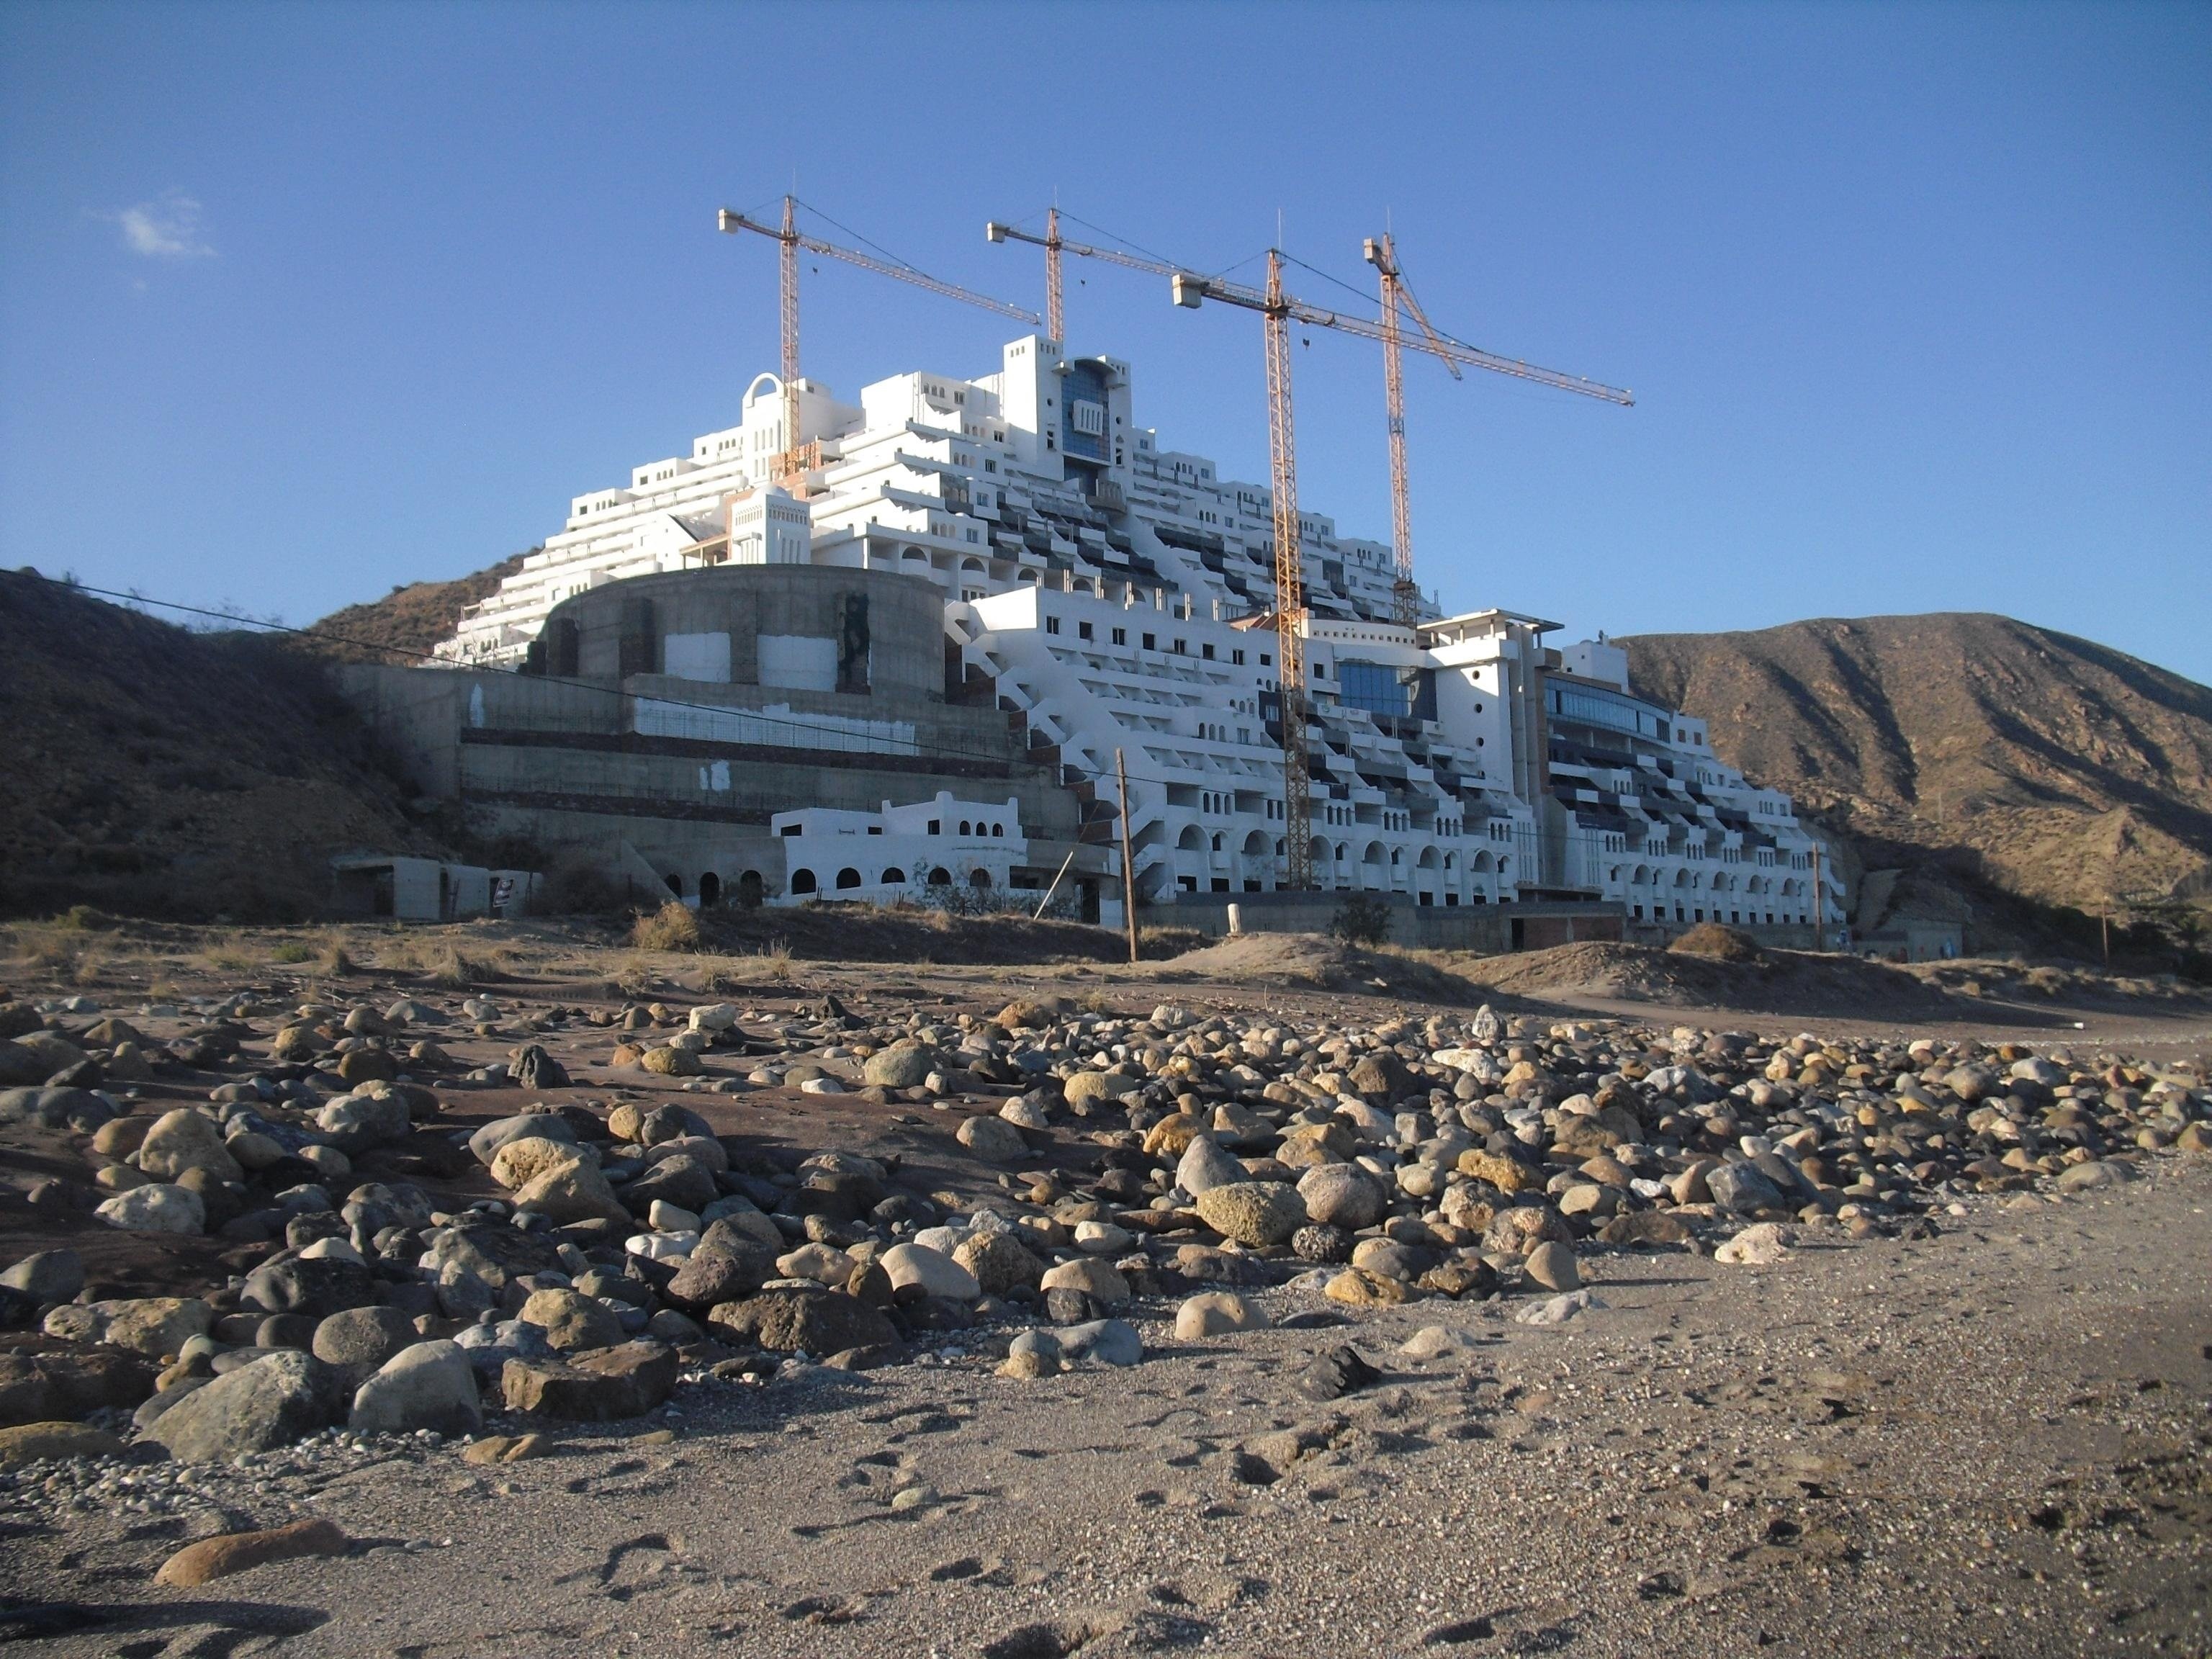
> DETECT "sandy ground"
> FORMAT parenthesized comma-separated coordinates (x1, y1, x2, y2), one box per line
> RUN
(4, 1158, 2208, 1658)
(2, 925, 2209, 1656)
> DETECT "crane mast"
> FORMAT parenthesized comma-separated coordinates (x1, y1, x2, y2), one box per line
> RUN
(721, 196, 1040, 479)
(779, 197, 801, 477)
(1369, 233, 1419, 624)
(1043, 206, 1064, 344)
(1260, 251, 1313, 891)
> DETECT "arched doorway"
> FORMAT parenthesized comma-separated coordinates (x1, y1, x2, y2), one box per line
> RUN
(698, 872, 721, 908)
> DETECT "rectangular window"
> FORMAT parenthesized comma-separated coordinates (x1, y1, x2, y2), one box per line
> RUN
(1232, 649, 1246, 665)
(1202, 642, 1215, 660)
(1260, 652, 1272, 667)
(1172, 639, 1187, 655)
(1142, 633, 1156, 651)
(1078, 621, 1094, 641)
(1111, 627, 1127, 646)
(1046, 616, 1061, 635)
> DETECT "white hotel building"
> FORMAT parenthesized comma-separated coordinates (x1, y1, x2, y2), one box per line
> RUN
(439, 335, 1833, 927)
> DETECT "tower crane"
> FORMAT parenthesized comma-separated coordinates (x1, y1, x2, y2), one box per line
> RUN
(1364, 233, 1463, 624)
(719, 196, 1038, 480)
(986, 216, 1632, 890)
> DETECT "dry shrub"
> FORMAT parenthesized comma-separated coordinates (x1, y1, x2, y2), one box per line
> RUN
(613, 955, 660, 997)
(1668, 922, 1761, 962)
(269, 939, 315, 964)
(631, 902, 701, 953)
(748, 942, 795, 981)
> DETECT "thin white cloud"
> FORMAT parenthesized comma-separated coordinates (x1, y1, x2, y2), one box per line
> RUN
(102, 191, 215, 259)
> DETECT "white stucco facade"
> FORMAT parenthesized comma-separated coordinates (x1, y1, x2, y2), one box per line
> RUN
(434, 331, 1835, 929)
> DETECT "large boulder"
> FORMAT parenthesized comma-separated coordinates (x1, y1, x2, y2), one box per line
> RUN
(0, 1421, 130, 1470)
(0, 1346, 157, 1426)
(1038, 1257, 1130, 1307)
(95, 1183, 205, 1235)
(311, 1306, 419, 1383)
(422, 1224, 562, 1295)
(468, 1113, 576, 1167)
(619, 1154, 717, 1215)
(517, 1288, 624, 1353)
(1349, 1052, 1417, 1102)
(862, 1042, 935, 1089)
(143, 1351, 343, 1462)
(1482, 1204, 1573, 1259)
(637, 1104, 714, 1146)
(315, 1093, 410, 1154)
(1707, 1161, 1786, 1215)
(953, 1231, 1046, 1296)
(1297, 1164, 1386, 1230)
(1, 1249, 84, 1305)
(349, 1341, 481, 1437)
(1195, 1182, 1307, 1248)
(706, 1287, 899, 1355)
(661, 1244, 773, 1312)
(501, 1341, 678, 1420)
(512, 1157, 629, 1226)
(1174, 1291, 1267, 1340)
(0, 1084, 113, 1126)
(136, 1109, 242, 1184)
(1062, 1071, 1141, 1110)
(507, 1046, 570, 1091)
(42, 1296, 212, 1359)
(956, 1115, 1028, 1162)
(878, 1243, 981, 1302)
(488, 1136, 589, 1192)
(1175, 1134, 1246, 1197)
(240, 1255, 375, 1321)
(0, 1045, 50, 1089)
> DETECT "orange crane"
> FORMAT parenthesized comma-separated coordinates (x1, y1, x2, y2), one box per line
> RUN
(1364, 233, 1465, 624)
(719, 196, 1038, 480)
(987, 218, 1631, 889)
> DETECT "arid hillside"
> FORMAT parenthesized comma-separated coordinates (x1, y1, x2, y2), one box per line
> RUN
(0, 571, 441, 921)
(298, 550, 530, 665)
(1622, 613, 2212, 917)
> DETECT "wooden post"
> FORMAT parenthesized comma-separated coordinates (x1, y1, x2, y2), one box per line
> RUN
(2100, 905, 2110, 968)
(1115, 748, 1139, 965)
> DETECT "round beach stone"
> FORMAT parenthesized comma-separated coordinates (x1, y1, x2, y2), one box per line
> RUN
(1195, 1182, 1306, 1248)
(1173, 1291, 1267, 1340)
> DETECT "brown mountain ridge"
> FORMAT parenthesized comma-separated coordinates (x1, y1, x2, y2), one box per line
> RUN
(1620, 613, 2212, 922)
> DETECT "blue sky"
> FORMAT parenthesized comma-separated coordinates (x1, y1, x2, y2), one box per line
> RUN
(4, 1, 2207, 683)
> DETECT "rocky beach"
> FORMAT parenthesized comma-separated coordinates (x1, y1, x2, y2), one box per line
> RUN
(1, 933, 2207, 1656)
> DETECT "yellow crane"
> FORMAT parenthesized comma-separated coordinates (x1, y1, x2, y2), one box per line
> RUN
(719, 197, 1038, 480)
(1365, 233, 1461, 624)
(987, 217, 1631, 889)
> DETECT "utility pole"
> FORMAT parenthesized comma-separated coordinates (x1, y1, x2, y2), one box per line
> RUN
(1115, 748, 1139, 965)
(1809, 841, 1825, 950)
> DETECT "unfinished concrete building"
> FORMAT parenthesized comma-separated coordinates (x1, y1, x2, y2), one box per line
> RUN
(340, 564, 1114, 917)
